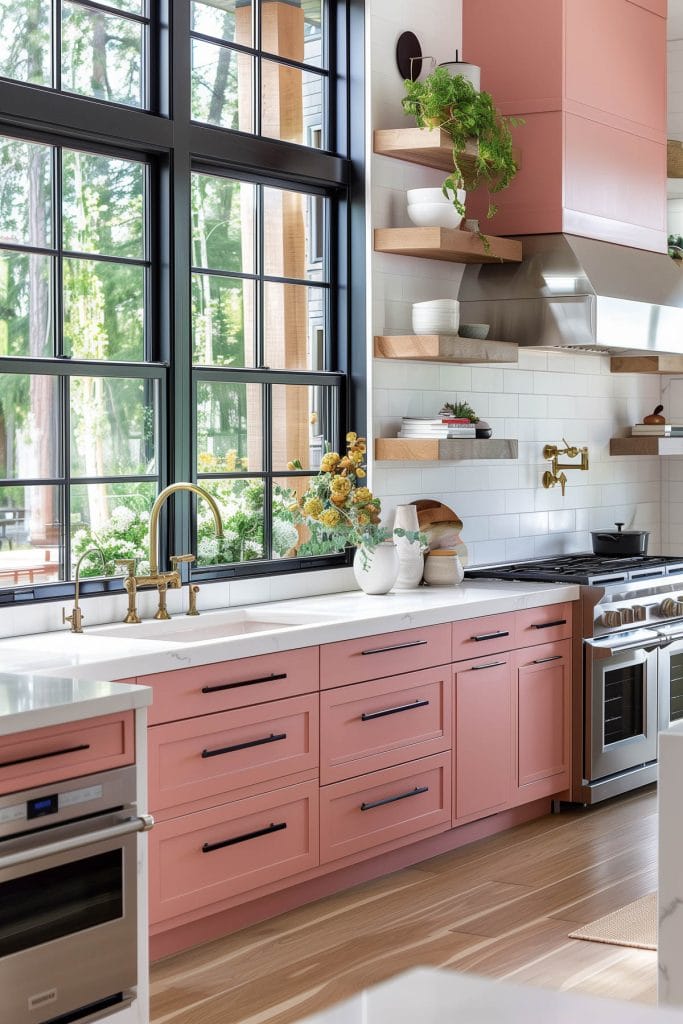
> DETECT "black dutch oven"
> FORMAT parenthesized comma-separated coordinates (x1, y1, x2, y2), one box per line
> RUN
(591, 522, 649, 557)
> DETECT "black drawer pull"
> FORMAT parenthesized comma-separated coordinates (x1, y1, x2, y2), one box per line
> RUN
(471, 630, 510, 642)
(361, 639, 428, 656)
(361, 699, 430, 721)
(202, 820, 287, 853)
(201, 732, 287, 759)
(533, 655, 563, 665)
(202, 672, 287, 694)
(530, 619, 567, 630)
(361, 785, 429, 812)
(0, 743, 90, 770)
(471, 660, 506, 671)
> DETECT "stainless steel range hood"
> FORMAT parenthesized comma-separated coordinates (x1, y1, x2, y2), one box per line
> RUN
(458, 233, 683, 354)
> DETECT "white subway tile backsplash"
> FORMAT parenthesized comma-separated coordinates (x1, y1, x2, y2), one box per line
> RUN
(520, 511, 549, 535)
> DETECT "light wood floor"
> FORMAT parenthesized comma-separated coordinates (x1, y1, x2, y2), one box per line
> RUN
(150, 786, 658, 1024)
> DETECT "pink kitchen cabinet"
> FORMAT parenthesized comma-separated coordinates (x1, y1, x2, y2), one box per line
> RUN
(513, 639, 571, 802)
(149, 779, 319, 925)
(452, 611, 517, 662)
(148, 693, 319, 816)
(454, 655, 512, 823)
(0, 711, 134, 795)
(320, 666, 451, 785)
(142, 645, 319, 725)
(319, 623, 451, 689)
(319, 752, 451, 865)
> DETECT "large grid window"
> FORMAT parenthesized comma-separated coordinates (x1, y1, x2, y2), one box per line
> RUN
(0, 1, 362, 600)
(0, 0, 150, 108)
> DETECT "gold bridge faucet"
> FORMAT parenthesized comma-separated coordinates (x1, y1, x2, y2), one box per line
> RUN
(542, 440, 589, 497)
(116, 482, 224, 623)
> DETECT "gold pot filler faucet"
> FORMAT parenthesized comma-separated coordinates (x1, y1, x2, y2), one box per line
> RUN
(542, 440, 589, 497)
(64, 483, 224, 631)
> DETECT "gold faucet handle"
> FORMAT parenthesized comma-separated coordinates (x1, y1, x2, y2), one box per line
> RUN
(62, 607, 83, 633)
(114, 558, 137, 578)
(170, 554, 195, 568)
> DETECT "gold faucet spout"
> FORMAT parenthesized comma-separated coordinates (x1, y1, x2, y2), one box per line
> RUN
(148, 482, 224, 578)
(63, 546, 106, 633)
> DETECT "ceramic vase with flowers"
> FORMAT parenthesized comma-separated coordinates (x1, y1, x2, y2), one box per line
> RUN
(286, 432, 423, 595)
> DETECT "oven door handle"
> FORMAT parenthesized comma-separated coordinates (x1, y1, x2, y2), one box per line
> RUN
(588, 640, 661, 659)
(0, 813, 155, 871)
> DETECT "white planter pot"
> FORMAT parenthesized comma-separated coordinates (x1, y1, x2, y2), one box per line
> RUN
(353, 543, 400, 595)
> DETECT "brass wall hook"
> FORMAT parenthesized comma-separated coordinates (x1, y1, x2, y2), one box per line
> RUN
(542, 439, 589, 497)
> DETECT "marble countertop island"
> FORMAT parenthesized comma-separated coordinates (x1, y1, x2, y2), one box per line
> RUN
(293, 967, 680, 1024)
(0, 673, 152, 733)
(658, 721, 683, 1007)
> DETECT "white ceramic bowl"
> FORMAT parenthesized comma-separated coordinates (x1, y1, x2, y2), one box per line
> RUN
(407, 187, 466, 207)
(407, 203, 463, 229)
(412, 307, 460, 335)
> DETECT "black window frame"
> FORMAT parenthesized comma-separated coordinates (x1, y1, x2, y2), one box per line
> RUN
(0, 0, 365, 606)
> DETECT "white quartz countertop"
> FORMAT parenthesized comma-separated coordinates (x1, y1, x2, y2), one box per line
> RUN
(0, 581, 579, 681)
(0, 674, 152, 735)
(294, 968, 676, 1024)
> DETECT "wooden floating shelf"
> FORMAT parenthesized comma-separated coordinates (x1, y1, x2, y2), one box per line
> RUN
(373, 128, 478, 174)
(375, 438, 519, 462)
(374, 334, 518, 364)
(610, 437, 683, 456)
(610, 355, 683, 374)
(374, 227, 523, 264)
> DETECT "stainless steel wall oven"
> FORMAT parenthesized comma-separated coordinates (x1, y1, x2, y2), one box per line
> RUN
(0, 765, 152, 1024)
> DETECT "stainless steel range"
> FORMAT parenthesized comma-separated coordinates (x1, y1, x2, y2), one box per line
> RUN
(466, 554, 683, 804)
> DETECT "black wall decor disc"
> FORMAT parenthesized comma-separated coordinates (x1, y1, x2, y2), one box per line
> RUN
(396, 31, 422, 80)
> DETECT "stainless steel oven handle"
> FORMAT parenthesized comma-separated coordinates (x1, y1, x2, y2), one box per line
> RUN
(0, 813, 155, 871)
(587, 639, 661, 659)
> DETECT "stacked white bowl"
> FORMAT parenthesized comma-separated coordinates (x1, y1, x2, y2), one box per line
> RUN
(412, 298, 460, 336)
(407, 187, 466, 229)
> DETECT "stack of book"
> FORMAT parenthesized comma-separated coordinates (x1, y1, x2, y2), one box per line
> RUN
(631, 423, 683, 437)
(398, 417, 476, 439)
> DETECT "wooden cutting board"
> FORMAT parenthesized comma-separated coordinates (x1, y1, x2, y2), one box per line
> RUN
(411, 499, 468, 564)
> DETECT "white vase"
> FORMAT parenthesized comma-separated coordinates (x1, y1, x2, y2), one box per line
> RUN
(423, 550, 465, 586)
(393, 504, 424, 589)
(353, 542, 400, 595)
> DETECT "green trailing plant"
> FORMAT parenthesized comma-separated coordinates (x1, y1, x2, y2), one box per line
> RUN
(669, 233, 683, 260)
(402, 67, 522, 221)
(440, 400, 479, 423)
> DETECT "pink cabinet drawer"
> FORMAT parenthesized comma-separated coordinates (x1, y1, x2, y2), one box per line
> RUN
(149, 780, 319, 924)
(452, 612, 517, 662)
(515, 603, 573, 647)
(0, 713, 134, 796)
(142, 647, 319, 725)
(320, 667, 451, 785)
(319, 752, 451, 864)
(320, 624, 451, 689)
(149, 694, 319, 812)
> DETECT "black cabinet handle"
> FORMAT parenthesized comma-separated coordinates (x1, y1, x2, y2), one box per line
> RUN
(202, 821, 287, 853)
(530, 620, 567, 630)
(201, 733, 287, 759)
(532, 655, 563, 665)
(361, 785, 429, 811)
(361, 699, 429, 721)
(471, 630, 510, 642)
(361, 639, 427, 656)
(471, 660, 506, 671)
(202, 672, 287, 694)
(0, 743, 90, 770)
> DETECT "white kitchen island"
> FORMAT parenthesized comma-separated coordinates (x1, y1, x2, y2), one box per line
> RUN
(658, 720, 683, 1007)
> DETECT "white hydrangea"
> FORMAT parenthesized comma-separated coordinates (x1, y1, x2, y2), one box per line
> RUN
(197, 537, 220, 560)
(110, 505, 136, 532)
(272, 518, 298, 556)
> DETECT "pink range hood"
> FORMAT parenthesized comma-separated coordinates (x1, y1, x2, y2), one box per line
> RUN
(457, 0, 683, 354)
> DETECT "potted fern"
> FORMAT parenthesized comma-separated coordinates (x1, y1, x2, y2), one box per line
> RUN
(401, 67, 522, 223)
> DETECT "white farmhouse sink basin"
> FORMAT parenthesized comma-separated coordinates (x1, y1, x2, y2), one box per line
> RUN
(89, 607, 336, 644)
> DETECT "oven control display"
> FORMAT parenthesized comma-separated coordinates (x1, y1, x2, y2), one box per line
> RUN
(27, 793, 58, 819)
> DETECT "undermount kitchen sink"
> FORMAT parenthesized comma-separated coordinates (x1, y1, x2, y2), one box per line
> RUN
(89, 607, 337, 644)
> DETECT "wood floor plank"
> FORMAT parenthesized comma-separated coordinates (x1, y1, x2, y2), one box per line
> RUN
(150, 789, 658, 1024)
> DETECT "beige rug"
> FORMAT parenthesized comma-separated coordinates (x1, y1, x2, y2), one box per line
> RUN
(568, 893, 657, 950)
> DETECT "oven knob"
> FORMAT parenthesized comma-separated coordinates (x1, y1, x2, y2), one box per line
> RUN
(621, 607, 634, 624)
(633, 605, 647, 622)
(658, 598, 683, 617)
(601, 610, 624, 627)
